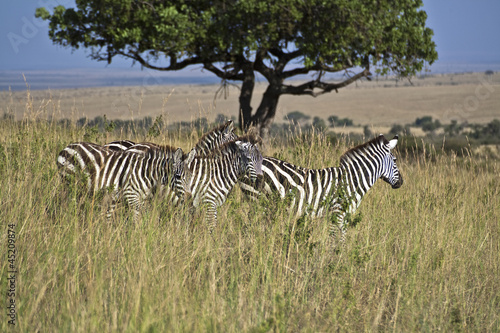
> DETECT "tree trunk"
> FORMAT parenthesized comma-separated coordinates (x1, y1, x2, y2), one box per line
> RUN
(238, 65, 255, 132)
(251, 84, 281, 139)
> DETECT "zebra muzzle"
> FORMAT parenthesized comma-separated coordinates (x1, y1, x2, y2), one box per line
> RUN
(392, 175, 403, 189)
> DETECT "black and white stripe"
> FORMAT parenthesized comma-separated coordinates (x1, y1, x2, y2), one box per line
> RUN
(57, 142, 185, 219)
(103, 139, 135, 151)
(104, 120, 237, 156)
(192, 120, 237, 155)
(101, 120, 239, 203)
(179, 134, 263, 231)
(239, 135, 403, 243)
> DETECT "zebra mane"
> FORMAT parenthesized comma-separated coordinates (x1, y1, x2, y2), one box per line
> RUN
(340, 135, 388, 162)
(195, 120, 234, 142)
(237, 132, 262, 145)
(139, 143, 178, 156)
(202, 133, 262, 158)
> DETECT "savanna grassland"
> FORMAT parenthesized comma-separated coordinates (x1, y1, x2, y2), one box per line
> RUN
(2, 72, 499, 128)
(1, 82, 499, 332)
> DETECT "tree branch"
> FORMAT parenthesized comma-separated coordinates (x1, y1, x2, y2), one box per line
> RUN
(281, 67, 372, 97)
(282, 63, 350, 79)
(202, 62, 246, 81)
(116, 50, 204, 71)
(253, 49, 274, 82)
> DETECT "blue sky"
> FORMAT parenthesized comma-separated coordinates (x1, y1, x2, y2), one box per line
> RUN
(1, 1, 500, 74)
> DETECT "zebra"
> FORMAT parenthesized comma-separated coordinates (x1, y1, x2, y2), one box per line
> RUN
(103, 139, 135, 151)
(104, 120, 237, 156)
(238, 134, 403, 244)
(101, 120, 238, 202)
(178, 134, 263, 232)
(57, 141, 186, 220)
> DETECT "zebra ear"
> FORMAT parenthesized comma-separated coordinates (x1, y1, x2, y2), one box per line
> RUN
(224, 120, 234, 134)
(186, 148, 197, 164)
(235, 140, 248, 150)
(174, 148, 184, 163)
(388, 136, 398, 150)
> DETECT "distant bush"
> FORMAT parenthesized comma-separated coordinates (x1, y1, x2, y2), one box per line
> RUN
(389, 124, 411, 136)
(285, 111, 310, 125)
(444, 120, 466, 136)
(215, 113, 229, 124)
(414, 116, 441, 132)
(469, 119, 500, 144)
(363, 125, 372, 138)
(312, 117, 327, 131)
(327, 115, 354, 127)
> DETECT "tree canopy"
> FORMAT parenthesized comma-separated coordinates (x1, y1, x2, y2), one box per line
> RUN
(37, 0, 437, 136)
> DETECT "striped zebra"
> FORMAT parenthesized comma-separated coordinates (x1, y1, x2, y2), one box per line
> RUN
(103, 139, 135, 151)
(102, 120, 238, 201)
(57, 142, 185, 220)
(104, 120, 237, 156)
(239, 134, 403, 244)
(179, 134, 263, 232)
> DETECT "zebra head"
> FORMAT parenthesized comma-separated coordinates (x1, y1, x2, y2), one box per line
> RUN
(235, 134, 263, 183)
(379, 135, 403, 189)
(340, 134, 403, 191)
(171, 147, 193, 200)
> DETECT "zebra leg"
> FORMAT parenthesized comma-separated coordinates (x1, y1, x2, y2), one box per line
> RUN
(125, 193, 144, 223)
(328, 209, 347, 250)
(337, 211, 348, 246)
(205, 204, 218, 233)
(105, 201, 117, 220)
(104, 189, 122, 220)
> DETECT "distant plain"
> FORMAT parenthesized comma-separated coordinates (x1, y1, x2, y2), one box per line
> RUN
(1, 72, 499, 135)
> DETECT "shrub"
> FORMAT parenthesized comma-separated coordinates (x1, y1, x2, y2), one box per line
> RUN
(328, 115, 354, 127)
(285, 111, 310, 125)
(312, 117, 327, 131)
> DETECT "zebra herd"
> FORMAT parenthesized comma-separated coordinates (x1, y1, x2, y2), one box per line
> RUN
(57, 120, 403, 244)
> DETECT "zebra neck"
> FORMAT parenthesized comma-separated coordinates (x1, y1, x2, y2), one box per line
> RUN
(141, 149, 172, 185)
(337, 162, 374, 214)
(187, 150, 242, 186)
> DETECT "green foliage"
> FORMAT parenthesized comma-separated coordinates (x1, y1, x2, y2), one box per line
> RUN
(83, 123, 100, 142)
(103, 115, 116, 133)
(36, 0, 437, 73)
(480, 119, 500, 137)
(345, 212, 363, 228)
(389, 123, 411, 136)
(444, 120, 465, 136)
(468, 119, 500, 144)
(147, 115, 163, 138)
(414, 116, 433, 126)
(328, 115, 354, 127)
(363, 125, 373, 138)
(414, 116, 441, 132)
(312, 116, 327, 131)
(36, 0, 438, 131)
(215, 113, 229, 124)
(285, 111, 310, 125)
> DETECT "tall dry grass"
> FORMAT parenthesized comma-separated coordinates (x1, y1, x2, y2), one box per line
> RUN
(1, 91, 499, 332)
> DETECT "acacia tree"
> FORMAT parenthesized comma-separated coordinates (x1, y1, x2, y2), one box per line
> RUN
(36, 0, 437, 136)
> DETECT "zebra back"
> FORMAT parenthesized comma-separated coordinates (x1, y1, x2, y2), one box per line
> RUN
(57, 142, 185, 219)
(103, 120, 237, 157)
(104, 139, 135, 151)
